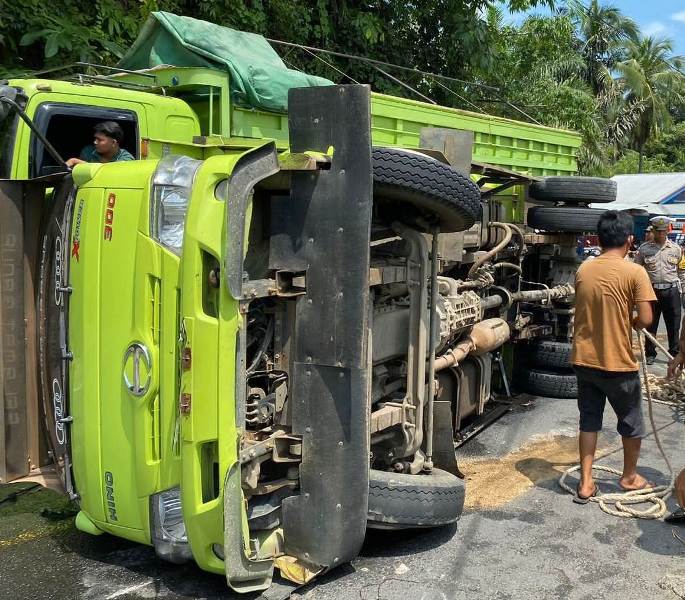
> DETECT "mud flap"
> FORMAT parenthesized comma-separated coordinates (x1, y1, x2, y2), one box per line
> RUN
(280, 85, 373, 569)
(431, 400, 461, 477)
(0, 174, 67, 483)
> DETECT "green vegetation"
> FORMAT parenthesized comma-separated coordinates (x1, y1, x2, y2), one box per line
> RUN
(478, 1, 685, 174)
(1, 0, 683, 175)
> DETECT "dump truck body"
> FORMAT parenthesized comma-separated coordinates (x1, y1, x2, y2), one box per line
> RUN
(5, 64, 580, 179)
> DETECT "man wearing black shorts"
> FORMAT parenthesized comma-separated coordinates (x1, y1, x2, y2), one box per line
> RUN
(571, 211, 655, 502)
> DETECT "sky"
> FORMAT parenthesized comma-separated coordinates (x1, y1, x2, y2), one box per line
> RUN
(505, 1, 685, 57)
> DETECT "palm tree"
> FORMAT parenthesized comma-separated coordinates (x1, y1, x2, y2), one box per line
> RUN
(568, 0, 639, 95)
(616, 36, 685, 172)
(527, 7, 640, 173)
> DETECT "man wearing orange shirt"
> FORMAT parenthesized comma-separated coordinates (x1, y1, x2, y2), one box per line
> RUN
(571, 211, 655, 503)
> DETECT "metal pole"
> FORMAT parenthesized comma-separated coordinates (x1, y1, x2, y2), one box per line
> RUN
(425, 225, 440, 470)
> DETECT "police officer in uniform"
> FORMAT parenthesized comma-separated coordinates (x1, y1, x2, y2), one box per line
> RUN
(635, 216, 685, 364)
(644, 225, 654, 244)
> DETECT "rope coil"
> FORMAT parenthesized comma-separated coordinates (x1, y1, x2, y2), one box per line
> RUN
(641, 373, 685, 407)
(558, 329, 676, 519)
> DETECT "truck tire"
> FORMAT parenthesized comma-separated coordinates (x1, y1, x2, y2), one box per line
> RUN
(529, 176, 616, 204)
(524, 340, 572, 370)
(517, 368, 577, 399)
(37, 179, 75, 493)
(527, 206, 605, 233)
(372, 147, 481, 233)
(367, 467, 465, 529)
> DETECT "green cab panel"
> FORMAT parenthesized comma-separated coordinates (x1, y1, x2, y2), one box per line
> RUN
(177, 145, 278, 581)
(6, 78, 201, 179)
(178, 151, 247, 575)
(68, 160, 181, 542)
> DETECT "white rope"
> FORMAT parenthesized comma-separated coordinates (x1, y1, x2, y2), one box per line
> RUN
(641, 373, 685, 407)
(558, 330, 675, 519)
(559, 465, 670, 518)
(638, 329, 685, 406)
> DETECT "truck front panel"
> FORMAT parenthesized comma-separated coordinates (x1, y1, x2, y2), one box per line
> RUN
(69, 161, 181, 541)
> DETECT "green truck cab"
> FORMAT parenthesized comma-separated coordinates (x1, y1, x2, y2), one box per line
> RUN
(1, 76, 202, 180)
(0, 18, 592, 594)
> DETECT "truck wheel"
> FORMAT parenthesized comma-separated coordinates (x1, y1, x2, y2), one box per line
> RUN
(372, 147, 481, 233)
(516, 368, 577, 399)
(527, 206, 605, 233)
(524, 340, 572, 370)
(37, 179, 75, 492)
(367, 467, 465, 529)
(529, 176, 616, 204)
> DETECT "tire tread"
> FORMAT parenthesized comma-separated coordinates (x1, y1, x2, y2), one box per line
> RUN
(373, 148, 481, 233)
(525, 340, 573, 370)
(527, 206, 606, 233)
(516, 368, 577, 399)
(530, 176, 616, 203)
(367, 467, 465, 528)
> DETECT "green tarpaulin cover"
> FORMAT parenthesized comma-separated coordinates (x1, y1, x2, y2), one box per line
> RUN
(119, 11, 332, 113)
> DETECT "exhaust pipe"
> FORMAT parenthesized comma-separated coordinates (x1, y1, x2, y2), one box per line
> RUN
(435, 318, 510, 372)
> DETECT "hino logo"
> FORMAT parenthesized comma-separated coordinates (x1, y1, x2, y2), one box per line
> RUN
(105, 471, 118, 521)
(123, 342, 152, 397)
(52, 378, 65, 446)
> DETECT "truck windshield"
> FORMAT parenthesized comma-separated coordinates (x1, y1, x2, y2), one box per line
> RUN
(0, 106, 19, 179)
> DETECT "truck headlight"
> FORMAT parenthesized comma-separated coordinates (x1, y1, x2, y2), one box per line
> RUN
(150, 487, 192, 564)
(150, 155, 202, 255)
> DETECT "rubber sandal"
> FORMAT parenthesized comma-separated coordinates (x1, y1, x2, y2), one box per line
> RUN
(573, 483, 599, 505)
(665, 508, 685, 524)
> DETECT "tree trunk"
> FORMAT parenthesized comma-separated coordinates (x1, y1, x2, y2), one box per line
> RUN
(638, 142, 644, 173)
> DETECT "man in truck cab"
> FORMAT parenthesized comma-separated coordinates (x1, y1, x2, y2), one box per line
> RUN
(65, 121, 134, 167)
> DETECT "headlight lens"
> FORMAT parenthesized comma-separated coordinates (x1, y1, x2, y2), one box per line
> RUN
(150, 487, 192, 563)
(150, 155, 202, 255)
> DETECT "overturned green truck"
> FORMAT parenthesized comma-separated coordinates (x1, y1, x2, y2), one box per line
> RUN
(0, 12, 615, 595)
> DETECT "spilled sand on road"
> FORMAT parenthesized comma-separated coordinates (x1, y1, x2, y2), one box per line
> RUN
(461, 434, 618, 510)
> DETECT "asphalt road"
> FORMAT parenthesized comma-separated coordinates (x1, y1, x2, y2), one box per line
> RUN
(2, 357, 685, 600)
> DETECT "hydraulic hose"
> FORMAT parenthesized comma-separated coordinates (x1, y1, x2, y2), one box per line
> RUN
(493, 262, 523, 274)
(508, 223, 526, 257)
(246, 317, 274, 375)
(467, 222, 512, 279)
